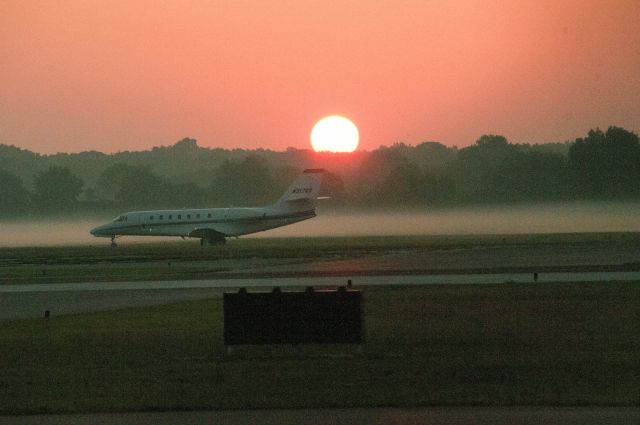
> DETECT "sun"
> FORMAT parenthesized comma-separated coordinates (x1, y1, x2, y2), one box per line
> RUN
(310, 115, 359, 152)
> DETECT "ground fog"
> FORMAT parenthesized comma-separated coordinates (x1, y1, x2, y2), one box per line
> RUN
(1, 202, 638, 247)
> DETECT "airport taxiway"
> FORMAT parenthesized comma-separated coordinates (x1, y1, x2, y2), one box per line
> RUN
(1, 271, 639, 320)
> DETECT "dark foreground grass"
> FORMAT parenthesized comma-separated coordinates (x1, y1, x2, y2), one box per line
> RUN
(1, 282, 639, 414)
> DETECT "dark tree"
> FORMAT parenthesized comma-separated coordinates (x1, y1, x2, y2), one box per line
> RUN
(568, 127, 640, 198)
(114, 165, 172, 208)
(378, 162, 426, 204)
(449, 134, 568, 203)
(94, 162, 175, 209)
(32, 166, 84, 211)
(413, 142, 457, 171)
(94, 163, 136, 201)
(168, 182, 206, 208)
(351, 147, 410, 205)
(210, 156, 274, 206)
(453, 135, 518, 202)
(0, 169, 30, 216)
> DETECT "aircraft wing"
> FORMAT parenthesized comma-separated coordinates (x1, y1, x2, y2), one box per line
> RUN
(188, 227, 227, 240)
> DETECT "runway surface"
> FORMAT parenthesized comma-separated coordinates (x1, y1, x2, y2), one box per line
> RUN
(1, 271, 639, 320)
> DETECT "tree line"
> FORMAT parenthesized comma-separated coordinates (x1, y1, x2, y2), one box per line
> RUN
(0, 126, 638, 218)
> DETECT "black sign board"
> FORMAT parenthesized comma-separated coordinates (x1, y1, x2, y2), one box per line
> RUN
(224, 287, 362, 345)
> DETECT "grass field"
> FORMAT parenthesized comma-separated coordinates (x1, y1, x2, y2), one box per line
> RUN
(1, 282, 638, 414)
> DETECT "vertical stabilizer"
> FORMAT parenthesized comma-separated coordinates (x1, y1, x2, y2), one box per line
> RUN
(273, 169, 324, 210)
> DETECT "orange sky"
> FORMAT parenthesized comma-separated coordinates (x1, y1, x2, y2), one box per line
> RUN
(1, 0, 639, 154)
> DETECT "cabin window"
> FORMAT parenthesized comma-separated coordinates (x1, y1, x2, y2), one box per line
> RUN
(187, 214, 191, 219)
(159, 215, 163, 220)
(207, 213, 212, 218)
(150, 216, 154, 220)
(178, 214, 182, 219)
(169, 215, 172, 220)
(196, 214, 200, 219)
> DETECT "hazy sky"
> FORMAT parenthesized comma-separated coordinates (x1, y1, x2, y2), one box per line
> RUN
(2, 0, 639, 154)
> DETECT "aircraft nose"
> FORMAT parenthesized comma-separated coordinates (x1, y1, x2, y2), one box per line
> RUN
(90, 224, 107, 236)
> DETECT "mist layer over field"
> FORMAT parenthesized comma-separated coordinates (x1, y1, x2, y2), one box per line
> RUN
(1, 202, 638, 247)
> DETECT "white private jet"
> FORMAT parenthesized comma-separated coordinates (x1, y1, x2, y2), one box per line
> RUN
(90, 169, 324, 247)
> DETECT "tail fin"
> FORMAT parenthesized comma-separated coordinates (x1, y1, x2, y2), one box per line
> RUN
(274, 169, 324, 209)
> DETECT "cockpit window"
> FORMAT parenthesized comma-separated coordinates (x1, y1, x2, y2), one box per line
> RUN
(113, 215, 126, 222)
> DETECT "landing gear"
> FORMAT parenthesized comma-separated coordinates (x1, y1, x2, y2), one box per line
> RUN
(110, 236, 117, 248)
